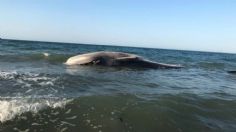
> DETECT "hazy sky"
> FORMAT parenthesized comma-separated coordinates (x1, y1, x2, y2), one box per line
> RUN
(0, 0, 235, 53)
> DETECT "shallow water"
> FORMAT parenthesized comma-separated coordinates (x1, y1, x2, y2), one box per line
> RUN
(0, 39, 236, 132)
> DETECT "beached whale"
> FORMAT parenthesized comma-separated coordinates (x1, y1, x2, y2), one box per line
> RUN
(65, 51, 183, 69)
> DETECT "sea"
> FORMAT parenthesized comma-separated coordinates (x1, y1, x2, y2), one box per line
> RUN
(0, 39, 235, 132)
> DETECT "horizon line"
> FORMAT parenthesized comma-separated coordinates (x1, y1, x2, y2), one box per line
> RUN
(1, 37, 235, 55)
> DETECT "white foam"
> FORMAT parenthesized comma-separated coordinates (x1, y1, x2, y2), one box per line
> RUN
(43, 53, 50, 57)
(0, 71, 18, 80)
(0, 71, 58, 92)
(0, 98, 71, 122)
(0, 71, 69, 122)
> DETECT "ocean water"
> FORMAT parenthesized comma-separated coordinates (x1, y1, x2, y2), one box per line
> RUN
(0, 39, 236, 132)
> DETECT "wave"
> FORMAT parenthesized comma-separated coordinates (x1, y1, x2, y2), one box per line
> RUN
(195, 61, 226, 70)
(0, 97, 71, 122)
(0, 71, 71, 123)
(0, 53, 71, 63)
(1, 94, 235, 131)
(0, 71, 58, 86)
(0, 71, 59, 97)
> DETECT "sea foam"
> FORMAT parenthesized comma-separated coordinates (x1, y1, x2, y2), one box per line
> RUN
(0, 98, 71, 122)
(0, 71, 69, 122)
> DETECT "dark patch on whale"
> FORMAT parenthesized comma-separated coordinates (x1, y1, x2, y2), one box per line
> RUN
(65, 51, 183, 69)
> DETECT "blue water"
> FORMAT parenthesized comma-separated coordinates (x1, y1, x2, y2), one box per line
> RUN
(0, 39, 236, 132)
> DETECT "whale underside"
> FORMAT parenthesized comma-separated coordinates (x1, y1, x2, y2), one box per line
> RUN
(65, 51, 183, 69)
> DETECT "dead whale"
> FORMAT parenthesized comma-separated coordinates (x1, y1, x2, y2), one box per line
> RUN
(65, 51, 183, 69)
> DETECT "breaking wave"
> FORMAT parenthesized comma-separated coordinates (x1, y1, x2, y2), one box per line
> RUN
(0, 71, 58, 94)
(0, 97, 72, 122)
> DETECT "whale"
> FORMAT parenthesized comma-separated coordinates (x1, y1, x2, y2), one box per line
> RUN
(65, 51, 183, 69)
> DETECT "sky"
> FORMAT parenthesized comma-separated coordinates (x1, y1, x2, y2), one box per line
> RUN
(0, 0, 236, 53)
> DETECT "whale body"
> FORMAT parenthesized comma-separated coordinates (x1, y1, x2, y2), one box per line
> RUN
(65, 51, 183, 69)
